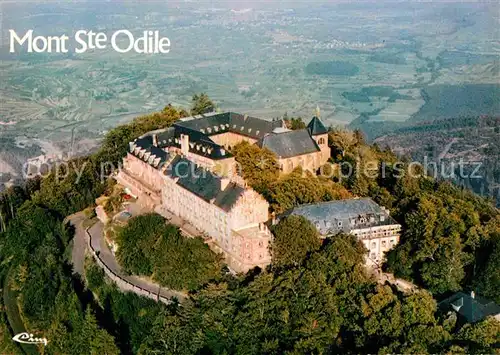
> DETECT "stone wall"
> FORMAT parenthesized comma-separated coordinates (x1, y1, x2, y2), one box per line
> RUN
(278, 150, 325, 174)
(85, 227, 173, 304)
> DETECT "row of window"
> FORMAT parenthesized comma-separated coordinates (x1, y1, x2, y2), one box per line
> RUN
(369, 239, 396, 249)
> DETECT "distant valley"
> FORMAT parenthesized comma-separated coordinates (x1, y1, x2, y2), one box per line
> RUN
(0, 1, 498, 194)
(373, 116, 500, 206)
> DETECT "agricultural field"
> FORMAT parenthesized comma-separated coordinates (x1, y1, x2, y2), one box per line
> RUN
(0, 1, 498, 185)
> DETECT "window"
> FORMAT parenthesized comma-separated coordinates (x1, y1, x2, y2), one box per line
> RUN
(258, 241, 263, 248)
(338, 221, 342, 227)
(382, 240, 386, 247)
(371, 242, 376, 249)
(371, 253, 376, 260)
(390, 239, 395, 245)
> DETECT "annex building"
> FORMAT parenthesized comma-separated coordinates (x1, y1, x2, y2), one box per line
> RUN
(275, 198, 402, 267)
(115, 111, 400, 272)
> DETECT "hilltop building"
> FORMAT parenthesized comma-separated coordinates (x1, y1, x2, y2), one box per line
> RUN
(439, 291, 500, 324)
(275, 198, 402, 266)
(115, 111, 399, 272)
(116, 111, 325, 272)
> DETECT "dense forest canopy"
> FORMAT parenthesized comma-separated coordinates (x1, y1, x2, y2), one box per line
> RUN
(116, 213, 223, 291)
(0, 95, 498, 354)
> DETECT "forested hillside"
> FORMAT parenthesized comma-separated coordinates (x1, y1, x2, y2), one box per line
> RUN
(0, 100, 498, 354)
(374, 116, 500, 207)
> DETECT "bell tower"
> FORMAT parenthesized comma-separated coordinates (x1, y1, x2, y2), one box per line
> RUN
(307, 106, 330, 163)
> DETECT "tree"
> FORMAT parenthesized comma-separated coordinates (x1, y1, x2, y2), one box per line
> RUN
(116, 214, 223, 291)
(329, 128, 357, 158)
(95, 105, 185, 166)
(270, 215, 321, 267)
(284, 116, 306, 130)
(475, 237, 500, 303)
(454, 317, 500, 353)
(191, 93, 215, 115)
(232, 141, 279, 193)
(267, 168, 351, 213)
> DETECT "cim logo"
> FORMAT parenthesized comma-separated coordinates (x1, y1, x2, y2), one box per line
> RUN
(12, 332, 48, 346)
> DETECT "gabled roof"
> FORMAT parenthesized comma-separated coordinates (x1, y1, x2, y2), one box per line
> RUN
(258, 129, 320, 159)
(228, 112, 283, 139)
(307, 116, 328, 136)
(174, 112, 283, 140)
(280, 198, 398, 235)
(439, 292, 500, 323)
(164, 156, 245, 212)
(129, 136, 170, 168)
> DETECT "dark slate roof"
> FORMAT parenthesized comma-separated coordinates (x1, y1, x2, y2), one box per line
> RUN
(280, 198, 398, 235)
(214, 183, 246, 211)
(132, 112, 319, 164)
(307, 116, 328, 135)
(175, 112, 283, 140)
(175, 112, 231, 134)
(135, 135, 154, 149)
(156, 125, 232, 160)
(149, 146, 169, 163)
(155, 127, 176, 146)
(439, 292, 500, 323)
(130, 136, 170, 168)
(228, 112, 283, 139)
(258, 129, 320, 159)
(165, 156, 244, 211)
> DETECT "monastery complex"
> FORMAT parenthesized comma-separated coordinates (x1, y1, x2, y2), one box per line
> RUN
(114, 111, 401, 272)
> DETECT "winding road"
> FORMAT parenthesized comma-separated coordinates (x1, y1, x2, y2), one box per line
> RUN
(67, 213, 186, 302)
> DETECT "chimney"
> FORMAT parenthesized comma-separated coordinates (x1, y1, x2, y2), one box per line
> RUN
(220, 177, 231, 191)
(180, 134, 189, 156)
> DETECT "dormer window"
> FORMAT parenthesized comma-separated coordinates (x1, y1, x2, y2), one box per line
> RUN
(200, 129, 205, 133)
(207, 127, 212, 133)
(248, 128, 252, 133)
(256, 130, 260, 135)
(338, 221, 342, 227)
(240, 126, 244, 131)
(214, 126, 219, 132)
(233, 124, 237, 129)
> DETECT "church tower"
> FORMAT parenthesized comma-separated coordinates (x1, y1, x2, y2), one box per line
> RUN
(307, 106, 330, 163)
